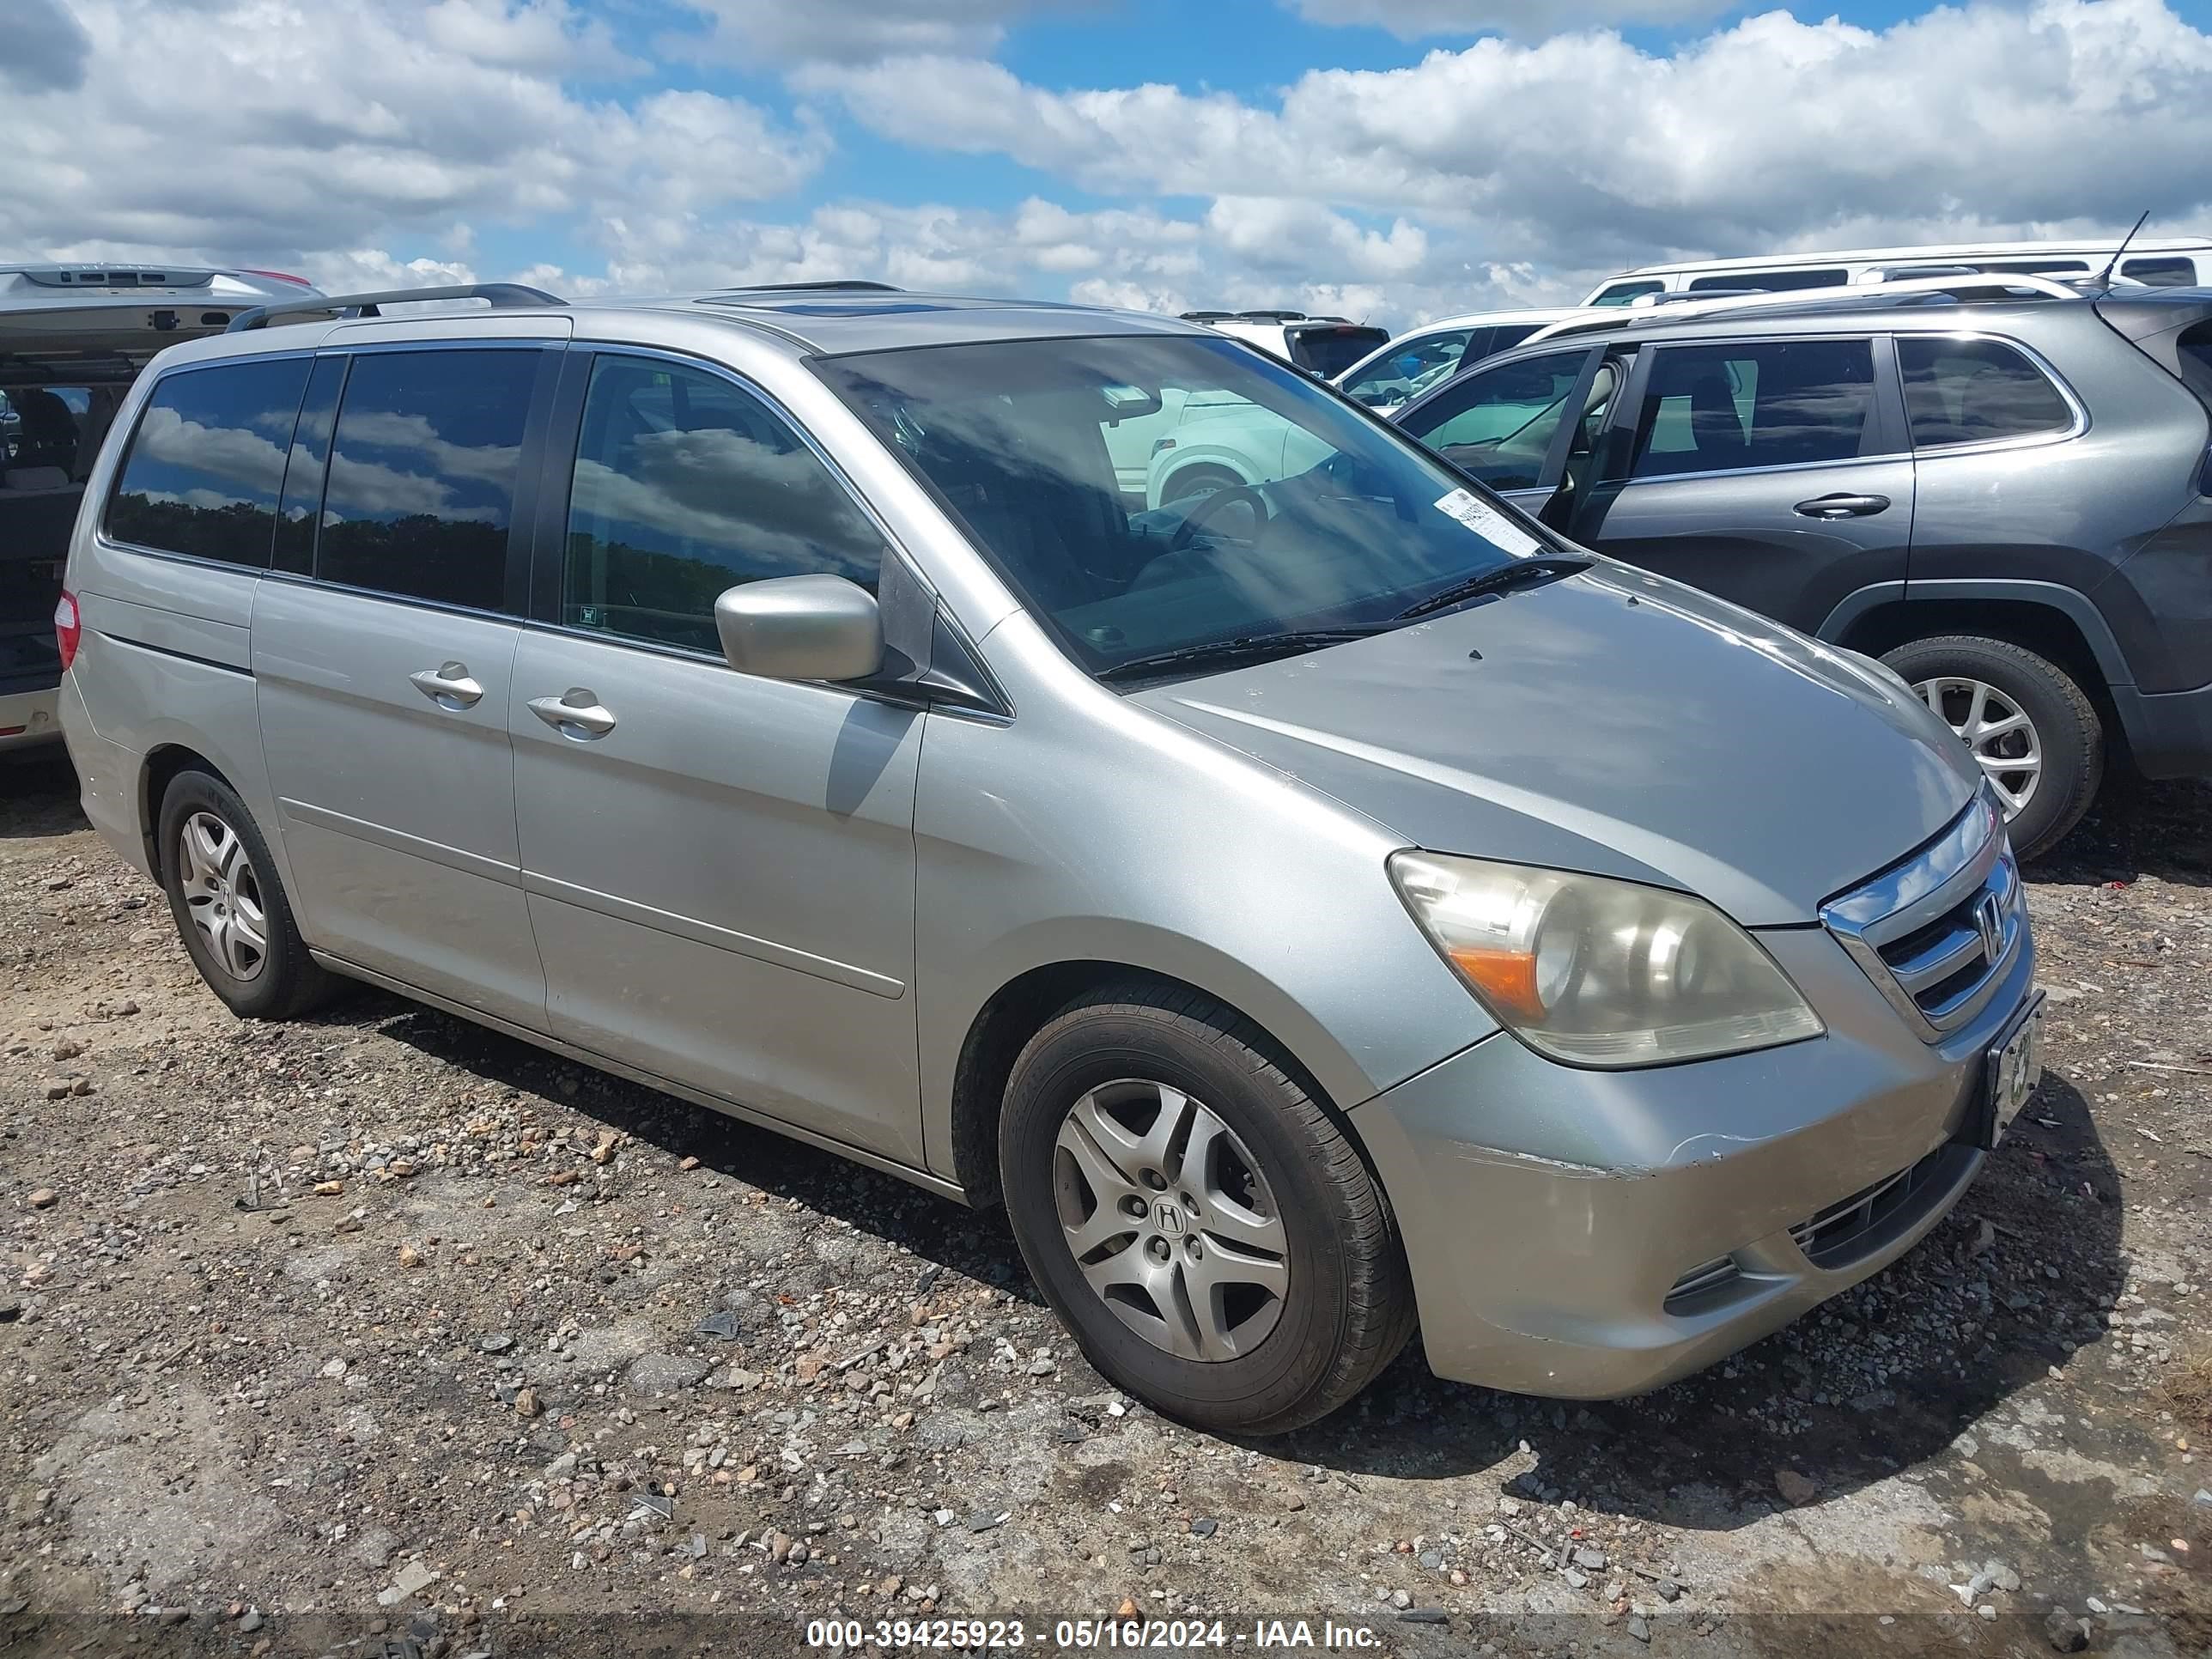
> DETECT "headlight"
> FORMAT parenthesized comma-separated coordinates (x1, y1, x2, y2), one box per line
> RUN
(1389, 852, 1825, 1067)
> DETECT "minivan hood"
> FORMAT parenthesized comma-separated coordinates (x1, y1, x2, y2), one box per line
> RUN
(1133, 564, 1978, 927)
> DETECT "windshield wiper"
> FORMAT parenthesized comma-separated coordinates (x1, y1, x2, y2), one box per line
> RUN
(1097, 629, 1385, 684)
(1393, 556, 1591, 622)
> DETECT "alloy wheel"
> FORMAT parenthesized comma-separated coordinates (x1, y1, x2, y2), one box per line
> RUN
(176, 810, 270, 981)
(1914, 675, 2042, 818)
(1052, 1079, 1291, 1362)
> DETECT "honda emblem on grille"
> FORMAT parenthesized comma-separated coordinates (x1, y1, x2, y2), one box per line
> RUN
(1975, 893, 2003, 963)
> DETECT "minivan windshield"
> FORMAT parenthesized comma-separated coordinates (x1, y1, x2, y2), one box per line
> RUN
(816, 334, 1554, 678)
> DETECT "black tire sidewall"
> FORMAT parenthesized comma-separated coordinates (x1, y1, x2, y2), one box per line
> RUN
(1882, 637, 2098, 860)
(158, 772, 305, 1019)
(1000, 1007, 1358, 1430)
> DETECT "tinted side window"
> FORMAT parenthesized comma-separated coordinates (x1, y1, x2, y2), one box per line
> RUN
(563, 356, 884, 654)
(1630, 338, 1875, 479)
(1688, 269, 1846, 293)
(272, 356, 345, 576)
(106, 358, 311, 567)
(318, 349, 538, 611)
(1897, 337, 2073, 449)
(2121, 256, 2199, 288)
(1341, 329, 1473, 407)
(1399, 349, 1590, 490)
(1591, 281, 1662, 307)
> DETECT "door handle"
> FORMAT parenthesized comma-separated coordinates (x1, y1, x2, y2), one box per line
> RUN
(527, 688, 617, 739)
(1794, 493, 1891, 519)
(409, 662, 483, 708)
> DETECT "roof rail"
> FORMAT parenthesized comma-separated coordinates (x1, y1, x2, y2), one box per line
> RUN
(1178, 310, 1239, 322)
(714, 280, 903, 294)
(1523, 271, 2085, 345)
(225, 282, 567, 333)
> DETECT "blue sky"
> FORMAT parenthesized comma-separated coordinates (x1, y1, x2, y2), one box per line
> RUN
(7, 0, 2212, 329)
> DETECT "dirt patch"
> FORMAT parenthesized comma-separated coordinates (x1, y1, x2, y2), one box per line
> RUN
(2, 744, 2209, 1658)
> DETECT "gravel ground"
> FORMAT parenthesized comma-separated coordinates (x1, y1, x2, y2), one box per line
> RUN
(1, 745, 2208, 1659)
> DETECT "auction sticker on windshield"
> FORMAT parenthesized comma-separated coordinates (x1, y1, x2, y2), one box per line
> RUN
(1434, 488, 1543, 557)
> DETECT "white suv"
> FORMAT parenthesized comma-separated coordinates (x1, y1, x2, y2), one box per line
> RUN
(1336, 307, 1613, 415)
(1180, 310, 1388, 378)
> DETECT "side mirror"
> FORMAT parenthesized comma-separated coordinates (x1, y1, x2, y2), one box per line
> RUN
(714, 574, 884, 684)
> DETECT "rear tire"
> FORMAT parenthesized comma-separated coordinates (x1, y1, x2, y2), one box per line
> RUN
(999, 981, 1415, 1437)
(1882, 635, 2102, 861)
(157, 769, 337, 1020)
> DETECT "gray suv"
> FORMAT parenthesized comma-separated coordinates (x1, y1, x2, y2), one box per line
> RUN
(1394, 282, 2212, 859)
(57, 281, 2039, 1434)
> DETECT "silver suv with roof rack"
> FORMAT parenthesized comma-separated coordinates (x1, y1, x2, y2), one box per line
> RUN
(1392, 273, 2212, 858)
(1, 263, 328, 751)
(56, 276, 2039, 1435)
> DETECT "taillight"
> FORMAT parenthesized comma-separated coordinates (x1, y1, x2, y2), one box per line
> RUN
(240, 268, 314, 288)
(55, 590, 82, 672)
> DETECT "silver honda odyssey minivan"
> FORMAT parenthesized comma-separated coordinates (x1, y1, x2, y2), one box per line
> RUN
(56, 281, 2043, 1434)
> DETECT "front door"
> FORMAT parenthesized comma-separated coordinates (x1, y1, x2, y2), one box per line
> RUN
(253, 343, 556, 1030)
(508, 350, 926, 1164)
(1570, 335, 1915, 635)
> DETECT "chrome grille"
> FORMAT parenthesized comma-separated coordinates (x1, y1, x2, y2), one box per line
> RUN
(1821, 797, 2022, 1041)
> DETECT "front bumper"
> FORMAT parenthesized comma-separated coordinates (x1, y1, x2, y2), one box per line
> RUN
(0, 684, 60, 749)
(1353, 915, 2035, 1399)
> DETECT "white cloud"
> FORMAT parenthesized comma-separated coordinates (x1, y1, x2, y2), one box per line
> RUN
(671, 0, 1067, 65)
(0, 0, 825, 264)
(2, 0, 93, 90)
(1287, 0, 1733, 39)
(422, 0, 645, 76)
(812, 1, 2212, 272)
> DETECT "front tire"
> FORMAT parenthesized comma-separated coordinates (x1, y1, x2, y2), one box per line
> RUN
(1882, 635, 2103, 861)
(158, 770, 337, 1020)
(999, 983, 1414, 1436)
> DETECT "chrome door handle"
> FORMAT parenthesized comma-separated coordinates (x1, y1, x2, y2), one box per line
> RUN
(1793, 493, 1891, 519)
(409, 662, 484, 708)
(527, 689, 617, 739)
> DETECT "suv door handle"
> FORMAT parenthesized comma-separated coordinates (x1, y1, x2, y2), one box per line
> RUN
(527, 689, 617, 739)
(1794, 493, 1891, 519)
(409, 662, 484, 708)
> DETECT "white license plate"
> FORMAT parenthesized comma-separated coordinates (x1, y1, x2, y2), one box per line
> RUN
(1985, 994, 2046, 1146)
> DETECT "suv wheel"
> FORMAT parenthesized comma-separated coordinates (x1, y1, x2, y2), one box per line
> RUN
(1882, 635, 2103, 860)
(157, 770, 337, 1019)
(999, 982, 1415, 1436)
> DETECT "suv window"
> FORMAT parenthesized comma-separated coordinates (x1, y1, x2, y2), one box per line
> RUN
(1341, 329, 1476, 408)
(1630, 338, 1875, 478)
(1688, 269, 1846, 293)
(2121, 256, 2199, 288)
(1288, 325, 1391, 380)
(1398, 349, 1591, 489)
(563, 355, 884, 655)
(2174, 319, 2212, 408)
(1591, 282, 1662, 307)
(1896, 337, 2073, 449)
(106, 359, 311, 568)
(317, 349, 538, 612)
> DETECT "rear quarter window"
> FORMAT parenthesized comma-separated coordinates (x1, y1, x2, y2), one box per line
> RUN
(2174, 319, 2212, 410)
(106, 357, 312, 568)
(1897, 337, 2075, 449)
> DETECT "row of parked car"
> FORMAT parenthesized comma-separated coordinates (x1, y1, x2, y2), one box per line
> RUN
(1168, 238, 2212, 859)
(8, 237, 2206, 1438)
